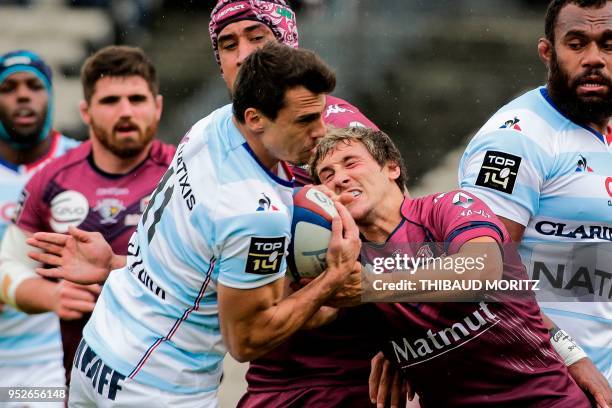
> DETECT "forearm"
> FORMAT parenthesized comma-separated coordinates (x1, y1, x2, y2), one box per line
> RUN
(15, 278, 57, 313)
(223, 269, 344, 362)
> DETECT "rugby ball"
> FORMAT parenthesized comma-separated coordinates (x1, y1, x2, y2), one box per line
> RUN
(287, 186, 338, 281)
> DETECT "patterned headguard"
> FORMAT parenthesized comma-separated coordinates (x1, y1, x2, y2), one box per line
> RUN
(209, 0, 299, 64)
(0, 50, 53, 149)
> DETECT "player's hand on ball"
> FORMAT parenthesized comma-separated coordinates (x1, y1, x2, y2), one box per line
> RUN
(568, 357, 612, 408)
(27, 226, 115, 284)
(324, 201, 361, 286)
(310, 184, 356, 207)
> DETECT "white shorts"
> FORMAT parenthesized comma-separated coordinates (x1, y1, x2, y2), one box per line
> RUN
(0, 359, 65, 408)
(68, 340, 218, 407)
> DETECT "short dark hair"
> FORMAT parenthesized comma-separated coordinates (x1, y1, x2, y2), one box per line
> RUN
(232, 42, 336, 123)
(544, 0, 609, 42)
(81, 45, 158, 102)
(310, 126, 408, 193)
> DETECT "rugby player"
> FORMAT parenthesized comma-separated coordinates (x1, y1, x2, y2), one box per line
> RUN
(459, 0, 612, 404)
(208, 1, 388, 405)
(1, 46, 176, 386)
(30, 43, 361, 407)
(0, 50, 79, 403)
(311, 126, 592, 407)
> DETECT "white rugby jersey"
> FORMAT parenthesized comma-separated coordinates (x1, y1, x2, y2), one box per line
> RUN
(83, 104, 294, 393)
(0, 132, 79, 367)
(459, 86, 612, 380)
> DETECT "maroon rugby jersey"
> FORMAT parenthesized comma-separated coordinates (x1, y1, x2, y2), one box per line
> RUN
(369, 191, 589, 408)
(16, 139, 176, 383)
(244, 96, 385, 404)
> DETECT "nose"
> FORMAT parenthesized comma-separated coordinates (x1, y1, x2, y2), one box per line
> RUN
(582, 42, 605, 69)
(15, 83, 32, 102)
(311, 117, 326, 141)
(117, 98, 134, 117)
(332, 168, 351, 193)
(237, 42, 258, 67)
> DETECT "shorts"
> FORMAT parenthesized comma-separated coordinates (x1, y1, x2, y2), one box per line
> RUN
(237, 385, 374, 408)
(68, 339, 218, 407)
(0, 359, 65, 408)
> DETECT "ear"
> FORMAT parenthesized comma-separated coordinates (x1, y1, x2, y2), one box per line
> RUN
(155, 94, 163, 121)
(79, 100, 91, 126)
(537, 38, 553, 67)
(244, 107, 266, 134)
(386, 161, 401, 181)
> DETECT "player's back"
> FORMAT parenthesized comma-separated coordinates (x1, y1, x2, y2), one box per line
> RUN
(81, 104, 294, 394)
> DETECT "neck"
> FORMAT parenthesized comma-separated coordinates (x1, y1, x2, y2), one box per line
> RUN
(0, 133, 52, 166)
(233, 117, 279, 171)
(90, 135, 152, 175)
(359, 189, 406, 244)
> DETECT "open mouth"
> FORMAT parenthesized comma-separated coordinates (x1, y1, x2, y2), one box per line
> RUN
(114, 122, 139, 136)
(12, 108, 37, 126)
(576, 76, 609, 94)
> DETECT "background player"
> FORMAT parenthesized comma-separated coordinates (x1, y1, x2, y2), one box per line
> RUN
(0, 50, 79, 403)
(1, 45, 175, 386)
(311, 126, 591, 407)
(459, 0, 611, 404)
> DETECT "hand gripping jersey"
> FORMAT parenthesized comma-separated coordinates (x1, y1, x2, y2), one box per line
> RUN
(0, 131, 79, 369)
(15, 139, 175, 382)
(369, 191, 589, 408)
(243, 96, 384, 405)
(81, 104, 294, 395)
(459, 86, 612, 380)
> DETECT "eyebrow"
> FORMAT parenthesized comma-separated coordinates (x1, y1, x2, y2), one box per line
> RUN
(218, 22, 267, 43)
(295, 112, 321, 123)
(563, 28, 612, 39)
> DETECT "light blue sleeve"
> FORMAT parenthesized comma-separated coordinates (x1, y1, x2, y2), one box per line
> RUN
(214, 211, 290, 289)
(458, 128, 553, 226)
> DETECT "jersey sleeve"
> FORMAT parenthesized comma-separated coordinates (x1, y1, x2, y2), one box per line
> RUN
(458, 127, 552, 226)
(14, 172, 48, 233)
(428, 190, 506, 255)
(214, 211, 290, 290)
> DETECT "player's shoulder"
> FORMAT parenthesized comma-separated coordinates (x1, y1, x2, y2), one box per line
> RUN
(323, 95, 378, 130)
(181, 104, 242, 159)
(55, 132, 81, 154)
(36, 140, 90, 178)
(148, 139, 176, 167)
(414, 189, 488, 213)
(473, 87, 569, 148)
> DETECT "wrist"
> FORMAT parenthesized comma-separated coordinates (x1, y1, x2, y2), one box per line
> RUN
(109, 253, 124, 271)
(549, 325, 587, 366)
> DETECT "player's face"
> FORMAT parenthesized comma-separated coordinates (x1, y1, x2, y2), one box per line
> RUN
(0, 72, 48, 143)
(548, 3, 612, 123)
(316, 141, 400, 223)
(260, 86, 326, 165)
(81, 75, 162, 159)
(217, 21, 277, 91)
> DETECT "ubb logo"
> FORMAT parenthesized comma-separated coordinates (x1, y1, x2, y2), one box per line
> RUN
(50, 190, 89, 233)
(606, 177, 612, 197)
